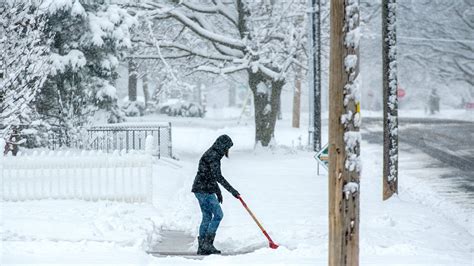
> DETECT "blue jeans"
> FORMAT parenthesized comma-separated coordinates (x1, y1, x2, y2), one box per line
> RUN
(194, 193, 224, 236)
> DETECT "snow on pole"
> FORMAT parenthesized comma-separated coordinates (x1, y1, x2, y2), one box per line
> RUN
(382, 0, 398, 200)
(329, 0, 360, 265)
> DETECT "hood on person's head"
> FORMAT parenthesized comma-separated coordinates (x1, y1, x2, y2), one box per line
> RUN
(212, 134, 233, 158)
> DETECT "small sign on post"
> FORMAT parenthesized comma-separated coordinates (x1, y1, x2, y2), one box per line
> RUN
(397, 87, 405, 99)
(314, 143, 329, 170)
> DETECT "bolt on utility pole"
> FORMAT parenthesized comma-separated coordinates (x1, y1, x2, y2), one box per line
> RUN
(329, 0, 361, 265)
(382, 0, 398, 200)
(307, 0, 322, 152)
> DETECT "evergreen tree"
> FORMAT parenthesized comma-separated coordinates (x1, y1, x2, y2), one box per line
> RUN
(32, 0, 136, 146)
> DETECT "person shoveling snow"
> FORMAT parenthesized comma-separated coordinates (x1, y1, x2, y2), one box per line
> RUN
(191, 134, 240, 255)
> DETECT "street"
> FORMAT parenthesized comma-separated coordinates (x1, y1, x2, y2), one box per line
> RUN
(362, 117, 474, 205)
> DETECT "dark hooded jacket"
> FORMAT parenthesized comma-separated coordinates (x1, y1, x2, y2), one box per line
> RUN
(191, 135, 239, 197)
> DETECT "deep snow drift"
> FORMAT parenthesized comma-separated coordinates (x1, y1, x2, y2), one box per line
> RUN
(1, 112, 472, 265)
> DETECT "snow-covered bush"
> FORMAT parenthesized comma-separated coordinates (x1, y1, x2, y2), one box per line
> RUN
(158, 99, 204, 118)
(122, 100, 146, 117)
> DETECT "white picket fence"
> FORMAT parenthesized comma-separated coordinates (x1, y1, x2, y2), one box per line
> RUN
(0, 150, 153, 202)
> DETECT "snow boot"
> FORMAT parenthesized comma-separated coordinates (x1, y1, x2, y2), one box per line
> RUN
(205, 233, 221, 254)
(197, 236, 210, 255)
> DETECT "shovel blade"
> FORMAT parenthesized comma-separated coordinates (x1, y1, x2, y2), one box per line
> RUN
(269, 242, 279, 249)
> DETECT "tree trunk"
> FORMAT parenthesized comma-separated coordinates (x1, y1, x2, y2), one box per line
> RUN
(195, 84, 202, 105)
(292, 74, 301, 128)
(128, 60, 137, 102)
(142, 72, 150, 106)
(277, 97, 282, 120)
(248, 70, 284, 147)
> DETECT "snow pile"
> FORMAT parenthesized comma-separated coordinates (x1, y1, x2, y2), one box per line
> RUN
(1, 200, 162, 261)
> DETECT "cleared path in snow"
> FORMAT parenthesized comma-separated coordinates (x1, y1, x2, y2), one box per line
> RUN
(147, 230, 256, 258)
(148, 230, 195, 255)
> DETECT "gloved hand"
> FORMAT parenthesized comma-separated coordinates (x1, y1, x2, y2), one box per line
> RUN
(232, 191, 240, 199)
(217, 193, 223, 204)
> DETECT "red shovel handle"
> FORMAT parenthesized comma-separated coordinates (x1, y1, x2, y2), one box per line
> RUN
(237, 196, 279, 249)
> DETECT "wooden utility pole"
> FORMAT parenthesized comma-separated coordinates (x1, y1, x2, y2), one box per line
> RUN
(128, 60, 138, 102)
(382, 0, 398, 200)
(329, 0, 360, 265)
(292, 71, 301, 128)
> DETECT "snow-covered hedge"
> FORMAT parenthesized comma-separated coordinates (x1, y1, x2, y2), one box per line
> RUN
(0, 150, 152, 202)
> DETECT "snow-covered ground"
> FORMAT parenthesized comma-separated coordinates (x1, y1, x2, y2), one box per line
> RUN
(1, 112, 473, 265)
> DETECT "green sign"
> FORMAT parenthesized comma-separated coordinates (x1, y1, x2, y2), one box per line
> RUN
(314, 143, 329, 170)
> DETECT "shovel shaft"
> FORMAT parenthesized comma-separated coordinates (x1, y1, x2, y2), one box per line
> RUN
(237, 196, 277, 247)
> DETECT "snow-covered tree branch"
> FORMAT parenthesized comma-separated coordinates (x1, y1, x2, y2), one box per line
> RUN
(0, 1, 52, 137)
(130, 0, 306, 146)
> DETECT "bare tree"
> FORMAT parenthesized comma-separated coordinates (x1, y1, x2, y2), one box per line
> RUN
(360, 0, 474, 108)
(129, 0, 306, 146)
(399, 0, 474, 105)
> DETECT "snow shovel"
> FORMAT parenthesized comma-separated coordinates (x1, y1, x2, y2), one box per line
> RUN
(237, 196, 279, 249)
